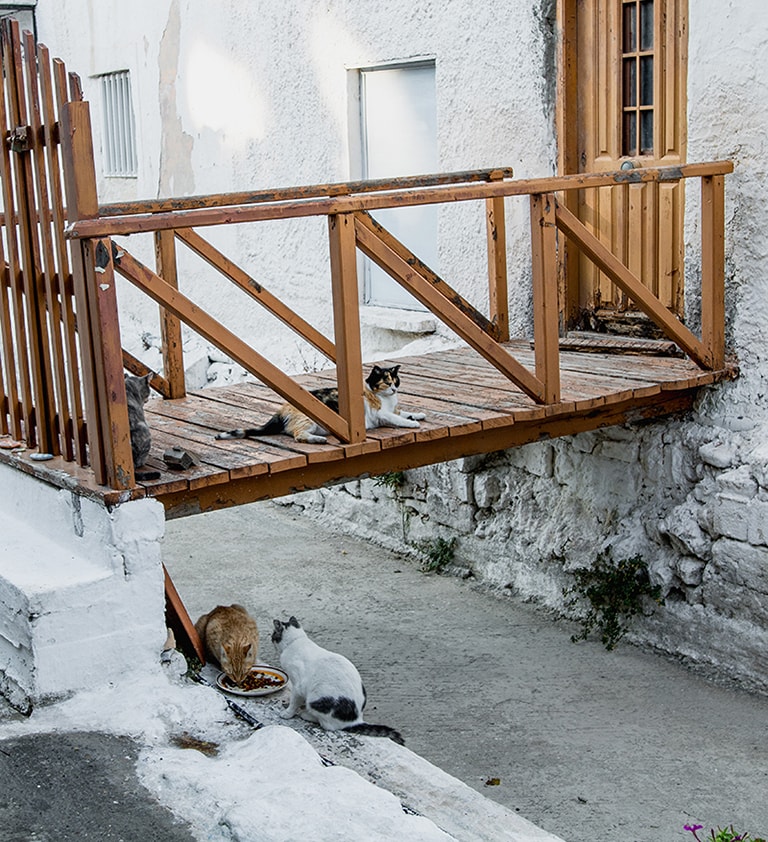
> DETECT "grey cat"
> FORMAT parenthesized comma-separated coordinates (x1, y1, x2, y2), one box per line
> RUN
(124, 372, 159, 480)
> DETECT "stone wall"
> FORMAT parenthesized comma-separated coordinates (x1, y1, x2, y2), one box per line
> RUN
(283, 399, 768, 694)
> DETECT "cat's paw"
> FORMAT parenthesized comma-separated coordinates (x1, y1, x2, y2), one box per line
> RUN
(279, 708, 295, 719)
(406, 412, 426, 421)
(402, 418, 420, 427)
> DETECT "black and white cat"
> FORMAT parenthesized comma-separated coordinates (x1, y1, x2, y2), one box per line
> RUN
(272, 616, 404, 745)
(215, 364, 425, 444)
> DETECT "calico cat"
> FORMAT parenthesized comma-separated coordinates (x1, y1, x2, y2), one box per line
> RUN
(195, 604, 260, 685)
(272, 616, 404, 745)
(215, 364, 425, 444)
(124, 372, 160, 480)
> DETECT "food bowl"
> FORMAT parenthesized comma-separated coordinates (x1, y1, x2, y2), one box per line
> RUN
(215, 665, 288, 697)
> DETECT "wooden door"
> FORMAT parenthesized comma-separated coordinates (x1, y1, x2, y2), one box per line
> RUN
(558, 0, 688, 330)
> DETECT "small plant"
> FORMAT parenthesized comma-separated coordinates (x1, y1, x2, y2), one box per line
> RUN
(373, 470, 406, 492)
(563, 552, 664, 650)
(684, 824, 766, 842)
(417, 536, 457, 573)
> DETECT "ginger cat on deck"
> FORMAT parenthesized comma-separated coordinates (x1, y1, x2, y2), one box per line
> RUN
(195, 604, 260, 685)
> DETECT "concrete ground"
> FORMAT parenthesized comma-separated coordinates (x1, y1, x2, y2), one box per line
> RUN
(162, 500, 768, 842)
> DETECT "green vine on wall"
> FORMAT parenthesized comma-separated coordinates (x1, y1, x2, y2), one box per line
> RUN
(564, 552, 664, 650)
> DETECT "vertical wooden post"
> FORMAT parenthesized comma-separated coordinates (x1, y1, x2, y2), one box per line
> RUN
(486, 169, 509, 341)
(155, 231, 186, 398)
(530, 193, 561, 403)
(328, 212, 365, 443)
(60, 99, 133, 488)
(700, 175, 725, 369)
(555, 0, 582, 331)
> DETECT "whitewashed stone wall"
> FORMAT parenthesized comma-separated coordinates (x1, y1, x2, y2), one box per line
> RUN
(0, 466, 168, 711)
(286, 404, 768, 693)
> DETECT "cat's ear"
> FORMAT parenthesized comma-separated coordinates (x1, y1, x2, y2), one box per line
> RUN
(273, 619, 282, 632)
(288, 616, 300, 628)
(391, 364, 401, 376)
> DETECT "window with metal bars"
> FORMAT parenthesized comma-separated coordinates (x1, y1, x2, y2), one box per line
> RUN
(622, 0, 654, 157)
(99, 70, 138, 177)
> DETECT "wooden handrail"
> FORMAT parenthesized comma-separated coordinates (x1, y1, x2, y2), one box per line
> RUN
(98, 167, 517, 216)
(66, 162, 734, 240)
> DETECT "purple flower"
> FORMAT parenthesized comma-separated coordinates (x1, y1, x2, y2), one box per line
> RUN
(684, 826, 704, 832)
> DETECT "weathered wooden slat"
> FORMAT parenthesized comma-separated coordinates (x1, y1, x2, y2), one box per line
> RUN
(0, 22, 33, 443)
(486, 169, 509, 341)
(23, 29, 72, 459)
(39, 44, 86, 463)
(81, 239, 135, 489)
(701, 175, 725, 369)
(163, 565, 206, 664)
(357, 210, 499, 338)
(59, 98, 106, 483)
(175, 227, 335, 362)
(155, 230, 186, 398)
(530, 193, 561, 403)
(4, 20, 56, 453)
(100, 168, 517, 217)
(328, 213, 365, 443)
(68, 162, 734, 239)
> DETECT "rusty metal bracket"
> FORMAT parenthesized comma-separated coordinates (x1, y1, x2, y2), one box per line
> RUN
(9, 125, 31, 152)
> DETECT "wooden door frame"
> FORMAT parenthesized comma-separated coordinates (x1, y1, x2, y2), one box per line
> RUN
(556, 0, 581, 330)
(556, 0, 689, 331)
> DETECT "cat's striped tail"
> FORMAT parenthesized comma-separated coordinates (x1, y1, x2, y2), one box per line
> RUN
(343, 723, 405, 745)
(215, 415, 284, 440)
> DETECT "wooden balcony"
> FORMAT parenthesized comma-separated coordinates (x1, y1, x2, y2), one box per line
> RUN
(0, 21, 736, 519)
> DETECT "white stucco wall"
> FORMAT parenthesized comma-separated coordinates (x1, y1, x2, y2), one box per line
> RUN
(37, 0, 557, 380)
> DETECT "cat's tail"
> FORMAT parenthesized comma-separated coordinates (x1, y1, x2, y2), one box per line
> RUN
(343, 723, 405, 745)
(215, 415, 284, 440)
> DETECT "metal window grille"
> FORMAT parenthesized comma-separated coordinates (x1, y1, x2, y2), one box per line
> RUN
(100, 70, 138, 177)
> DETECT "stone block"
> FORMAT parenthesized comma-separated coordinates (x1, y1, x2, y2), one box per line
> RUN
(711, 496, 750, 542)
(707, 538, 768, 595)
(715, 465, 757, 499)
(676, 557, 706, 586)
(506, 443, 554, 477)
(746, 499, 768, 546)
(699, 441, 737, 469)
(659, 499, 712, 560)
(598, 438, 640, 464)
(473, 473, 501, 509)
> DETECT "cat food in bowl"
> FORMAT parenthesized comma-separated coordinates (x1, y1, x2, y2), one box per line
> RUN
(215, 665, 288, 697)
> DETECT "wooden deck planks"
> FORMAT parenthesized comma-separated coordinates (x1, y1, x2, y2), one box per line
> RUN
(0, 342, 735, 513)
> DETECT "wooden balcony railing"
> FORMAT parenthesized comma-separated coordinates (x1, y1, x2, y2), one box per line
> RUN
(0, 20, 733, 493)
